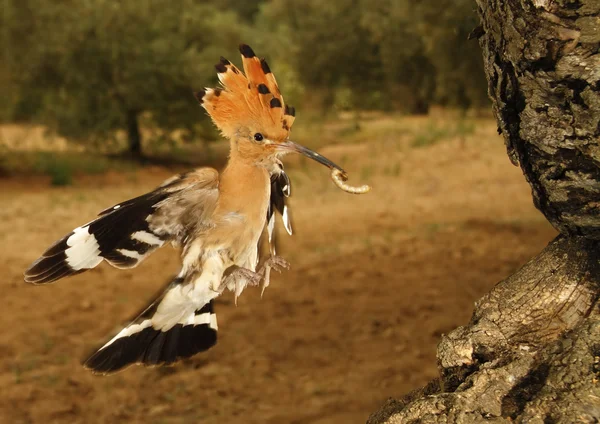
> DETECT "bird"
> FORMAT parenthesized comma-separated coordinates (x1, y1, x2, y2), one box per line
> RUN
(23, 44, 347, 374)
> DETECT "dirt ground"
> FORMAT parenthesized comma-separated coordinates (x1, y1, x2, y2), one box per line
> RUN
(0, 116, 557, 423)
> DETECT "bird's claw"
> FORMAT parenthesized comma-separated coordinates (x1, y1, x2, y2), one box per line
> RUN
(263, 256, 290, 273)
(259, 256, 290, 297)
(218, 256, 290, 301)
(219, 266, 262, 291)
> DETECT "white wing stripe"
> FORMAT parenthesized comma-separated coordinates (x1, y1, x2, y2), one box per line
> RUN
(116, 249, 144, 260)
(131, 231, 164, 246)
(98, 311, 217, 351)
(100, 319, 153, 350)
(282, 206, 292, 235)
(192, 312, 211, 326)
(65, 226, 103, 270)
(209, 313, 218, 330)
(267, 214, 275, 243)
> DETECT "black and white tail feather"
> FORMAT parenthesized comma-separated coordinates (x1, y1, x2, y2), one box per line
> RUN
(84, 278, 218, 374)
(24, 170, 223, 373)
(24, 166, 292, 374)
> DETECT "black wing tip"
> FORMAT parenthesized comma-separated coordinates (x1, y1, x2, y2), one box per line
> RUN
(24, 259, 46, 283)
(24, 273, 55, 285)
(23, 253, 80, 284)
(83, 324, 217, 375)
(23, 237, 71, 282)
(24, 268, 84, 285)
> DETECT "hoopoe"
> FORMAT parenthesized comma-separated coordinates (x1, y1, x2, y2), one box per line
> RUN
(24, 44, 349, 374)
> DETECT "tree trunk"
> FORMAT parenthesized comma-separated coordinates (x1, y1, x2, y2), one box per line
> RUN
(368, 0, 600, 422)
(126, 109, 142, 158)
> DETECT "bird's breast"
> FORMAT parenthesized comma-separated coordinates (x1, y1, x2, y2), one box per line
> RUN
(205, 163, 271, 264)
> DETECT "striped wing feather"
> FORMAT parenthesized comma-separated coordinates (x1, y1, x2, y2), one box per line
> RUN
(24, 168, 219, 284)
(84, 277, 218, 374)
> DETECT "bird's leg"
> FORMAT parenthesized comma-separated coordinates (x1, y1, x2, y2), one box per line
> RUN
(219, 266, 262, 291)
(258, 256, 290, 297)
(218, 265, 266, 304)
(262, 255, 291, 273)
(218, 256, 290, 301)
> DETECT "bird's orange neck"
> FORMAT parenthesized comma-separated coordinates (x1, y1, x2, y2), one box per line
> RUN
(217, 145, 270, 220)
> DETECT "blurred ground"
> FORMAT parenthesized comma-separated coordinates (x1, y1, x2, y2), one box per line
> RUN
(0, 115, 557, 423)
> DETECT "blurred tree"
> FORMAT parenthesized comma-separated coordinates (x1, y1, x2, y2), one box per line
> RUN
(258, 0, 385, 111)
(1, 0, 490, 153)
(360, 0, 437, 113)
(411, 0, 489, 109)
(1, 0, 246, 157)
(213, 0, 264, 23)
(258, 0, 487, 113)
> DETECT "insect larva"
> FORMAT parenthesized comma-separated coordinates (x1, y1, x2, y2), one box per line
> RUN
(330, 169, 371, 194)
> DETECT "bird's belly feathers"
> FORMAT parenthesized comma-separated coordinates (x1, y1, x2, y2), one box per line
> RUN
(180, 162, 270, 277)
(220, 196, 269, 270)
(210, 165, 270, 266)
(194, 189, 268, 270)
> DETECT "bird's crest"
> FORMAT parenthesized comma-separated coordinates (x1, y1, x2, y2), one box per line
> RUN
(194, 44, 296, 141)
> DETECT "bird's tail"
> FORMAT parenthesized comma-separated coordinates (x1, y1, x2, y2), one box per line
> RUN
(83, 278, 218, 375)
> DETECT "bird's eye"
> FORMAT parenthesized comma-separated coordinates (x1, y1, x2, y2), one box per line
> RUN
(253, 133, 264, 142)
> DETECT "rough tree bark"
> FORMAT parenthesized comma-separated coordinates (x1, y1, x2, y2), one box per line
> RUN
(368, 1, 600, 422)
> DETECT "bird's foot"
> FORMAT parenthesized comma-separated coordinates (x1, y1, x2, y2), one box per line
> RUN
(263, 255, 291, 273)
(219, 266, 264, 304)
(220, 266, 262, 290)
(219, 256, 290, 302)
(259, 255, 290, 297)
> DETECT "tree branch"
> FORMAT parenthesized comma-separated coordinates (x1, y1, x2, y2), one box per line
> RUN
(368, 236, 600, 423)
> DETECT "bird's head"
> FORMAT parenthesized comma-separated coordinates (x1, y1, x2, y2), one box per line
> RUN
(194, 44, 344, 173)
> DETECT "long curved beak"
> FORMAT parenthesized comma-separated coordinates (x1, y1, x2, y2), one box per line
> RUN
(277, 140, 347, 176)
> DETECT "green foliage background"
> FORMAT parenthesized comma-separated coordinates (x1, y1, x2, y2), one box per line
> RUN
(0, 0, 487, 154)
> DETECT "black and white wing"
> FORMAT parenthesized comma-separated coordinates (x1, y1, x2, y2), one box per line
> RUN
(267, 163, 292, 254)
(24, 168, 219, 284)
(84, 276, 218, 374)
